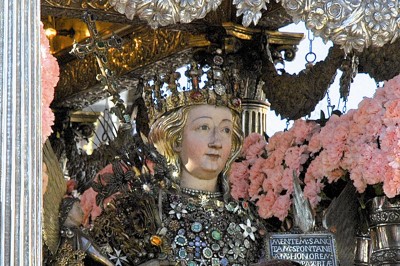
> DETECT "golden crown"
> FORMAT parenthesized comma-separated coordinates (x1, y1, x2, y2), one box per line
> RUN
(143, 53, 243, 124)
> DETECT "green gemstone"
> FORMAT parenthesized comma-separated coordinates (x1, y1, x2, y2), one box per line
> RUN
(212, 258, 220, 266)
(97, 41, 105, 48)
(187, 203, 195, 211)
(203, 247, 213, 258)
(211, 243, 220, 251)
(188, 261, 196, 266)
(212, 230, 221, 240)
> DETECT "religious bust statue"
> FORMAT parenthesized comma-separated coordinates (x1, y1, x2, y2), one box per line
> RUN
(73, 56, 299, 266)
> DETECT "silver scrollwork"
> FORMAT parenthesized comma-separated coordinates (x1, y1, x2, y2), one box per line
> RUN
(369, 210, 400, 225)
(280, 0, 400, 53)
(110, 0, 222, 28)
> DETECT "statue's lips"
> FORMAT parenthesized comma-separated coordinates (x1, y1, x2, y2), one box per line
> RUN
(205, 153, 220, 159)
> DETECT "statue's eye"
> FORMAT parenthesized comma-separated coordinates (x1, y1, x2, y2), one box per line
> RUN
(222, 127, 231, 134)
(200, 125, 210, 130)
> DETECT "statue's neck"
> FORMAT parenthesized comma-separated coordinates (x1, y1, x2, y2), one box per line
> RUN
(179, 169, 219, 192)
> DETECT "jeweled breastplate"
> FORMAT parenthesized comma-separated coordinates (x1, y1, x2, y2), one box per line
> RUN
(161, 190, 263, 265)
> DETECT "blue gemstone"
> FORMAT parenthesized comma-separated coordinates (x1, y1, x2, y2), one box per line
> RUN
(195, 242, 200, 247)
(178, 249, 187, 258)
(191, 222, 203, 232)
(220, 258, 228, 266)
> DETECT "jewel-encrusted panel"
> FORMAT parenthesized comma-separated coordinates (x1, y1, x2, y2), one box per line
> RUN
(162, 194, 264, 265)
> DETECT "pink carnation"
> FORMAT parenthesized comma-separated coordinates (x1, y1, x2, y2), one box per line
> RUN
(229, 73, 400, 221)
(303, 178, 324, 208)
(40, 23, 59, 143)
(229, 161, 250, 200)
(256, 192, 276, 219)
(272, 194, 291, 221)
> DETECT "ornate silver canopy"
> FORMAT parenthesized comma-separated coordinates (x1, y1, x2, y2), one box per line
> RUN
(110, 0, 400, 53)
(280, 0, 400, 53)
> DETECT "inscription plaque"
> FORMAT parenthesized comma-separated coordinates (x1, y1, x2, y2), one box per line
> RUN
(267, 233, 338, 266)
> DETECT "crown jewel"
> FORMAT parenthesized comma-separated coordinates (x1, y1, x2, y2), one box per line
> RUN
(144, 53, 243, 124)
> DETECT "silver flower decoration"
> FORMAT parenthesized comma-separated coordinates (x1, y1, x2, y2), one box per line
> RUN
(179, 0, 208, 23)
(110, 0, 224, 28)
(139, 0, 180, 28)
(280, 0, 400, 53)
(169, 202, 188, 219)
(110, 0, 138, 20)
(306, 6, 328, 31)
(364, 0, 398, 47)
(281, 0, 305, 23)
(207, 0, 223, 11)
(228, 241, 246, 259)
(233, 0, 269, 27)
(239, 219, 257, 241)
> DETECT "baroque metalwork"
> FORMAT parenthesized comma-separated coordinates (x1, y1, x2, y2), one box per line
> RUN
(43, 0, 112, 10)
(280, 0, 400, 53)
(70, 12, 130, 123)
(143, 54, 243, 124)
(109, 0, 284, 28)
(369, 209, 400, 224)
(366, 196, 400, 266)
(370, 249, 400, 265)
(53, 29, 207, 108)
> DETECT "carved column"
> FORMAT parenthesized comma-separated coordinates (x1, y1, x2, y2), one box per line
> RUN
(0, 1, 42, 265)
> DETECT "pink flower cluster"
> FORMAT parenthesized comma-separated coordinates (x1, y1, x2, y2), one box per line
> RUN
(40, 23, 59, 143)
(230, 74, 400, 221)
(230, 120, 321, 221)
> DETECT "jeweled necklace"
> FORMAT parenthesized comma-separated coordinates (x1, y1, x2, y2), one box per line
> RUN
(181, 187, 222, 199)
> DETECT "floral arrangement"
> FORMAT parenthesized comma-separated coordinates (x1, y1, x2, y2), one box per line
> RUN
(40, 22, 59, 143)
(230, 74, 400, 221)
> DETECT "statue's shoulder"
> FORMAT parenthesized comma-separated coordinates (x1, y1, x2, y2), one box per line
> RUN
(80, 158, 172, 265)
(89, 190, 163, 265)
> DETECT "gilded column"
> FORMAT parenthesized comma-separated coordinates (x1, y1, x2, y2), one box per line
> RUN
(0, 1, 42, 265)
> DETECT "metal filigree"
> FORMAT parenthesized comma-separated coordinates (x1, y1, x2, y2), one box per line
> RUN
(43, 0, 112, 10)
(233, 0, 269, 27)
(109, 0, 223, 28)
(53, 29, 206, 109)
(280, 0, 400, 53)
(370, 249, 400, 265)
(369, 210, 400, 225)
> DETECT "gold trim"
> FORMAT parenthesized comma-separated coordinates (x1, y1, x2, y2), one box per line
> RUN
(223, 22, 304, 46)
(265, 30, 304, 45)
(70, 111, 101, 123)
(223, 22, 260, 40)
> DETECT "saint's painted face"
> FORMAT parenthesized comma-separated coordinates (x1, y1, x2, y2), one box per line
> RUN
(175, 105, 233, 180)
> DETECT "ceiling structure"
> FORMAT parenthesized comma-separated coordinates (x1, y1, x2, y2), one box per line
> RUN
(41, 0, 400, 121)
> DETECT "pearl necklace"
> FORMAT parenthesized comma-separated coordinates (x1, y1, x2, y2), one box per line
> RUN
(181, 187, 222, 199)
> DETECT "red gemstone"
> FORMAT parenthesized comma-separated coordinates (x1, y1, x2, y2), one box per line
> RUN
(190, 91, 203, 102)
(232, 98, 241, 107)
